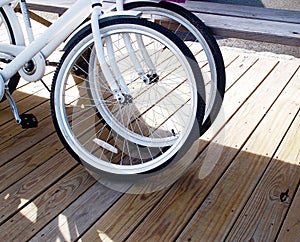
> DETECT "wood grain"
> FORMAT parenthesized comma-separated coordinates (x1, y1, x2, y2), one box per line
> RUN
(125, 58, 295, 241)
(184, 1, 300, 24)
(224, 55, 258, 90)
(0, 150, 77, 224)
(202, 56, 278, 142)
(0, 116, 56, 165)
(177, 62, 300, 241)
(277, 184, 300, 241)
(1, 166, 95, 241)
(0, 101, 51, 147)
(80, 190, 167, 242)
(0, 132, 63, 192)
(30, 182, 123, 242)
(196, 13, 300, 46)
(226, 112, 300, 241)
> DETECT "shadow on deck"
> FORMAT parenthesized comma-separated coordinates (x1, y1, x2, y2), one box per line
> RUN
(0, 46, 299, 241)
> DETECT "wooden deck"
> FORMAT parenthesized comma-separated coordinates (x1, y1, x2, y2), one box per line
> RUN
(1, 13, 300, 242)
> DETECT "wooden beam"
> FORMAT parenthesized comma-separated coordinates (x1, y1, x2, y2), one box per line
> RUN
(27, 10, 52, 27)
(183, 2, 300, 46)
(184, 1, 300, 24)
(26, 3, 67, 15)
(21, 1, 300, 46)
(195, 13, 300, 46)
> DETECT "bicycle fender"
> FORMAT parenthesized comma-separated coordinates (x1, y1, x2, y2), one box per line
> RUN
(100, 10, 142, 21)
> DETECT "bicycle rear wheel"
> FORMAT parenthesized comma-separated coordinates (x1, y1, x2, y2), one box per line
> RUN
(51, 17, 205, 175)
(0, 7, 20, 102)
(124, 1, 225, 135)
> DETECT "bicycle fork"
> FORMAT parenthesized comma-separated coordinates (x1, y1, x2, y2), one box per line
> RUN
(91, 1, 128, 104)
(91, 0, 158, 104)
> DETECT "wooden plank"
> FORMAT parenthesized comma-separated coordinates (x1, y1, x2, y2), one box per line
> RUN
(27, 0, 73, 9)
(15, 5, 52, 26)
(219, 48, 239, 68)
(0, 132, 64, 192)
(226, 111, 300, 241)
(65, 50, 234, 242)
(28, 10, 52, 27)
(25, 3, 67, 15)
(0, 82, 30, 111)
(177, 63, 300, 241)
(78, 55, 276, 241)
(185, 2, 300, 46)
(194, 13, 300, 46)
(0, 114, 55, 165)
(184, 1, 300, 24)
(0, 166, 95, 241)
(199, 48, 238, 104)
(202, 56, 278, 141)
(30, 182, 123, 242)
(277, 184, 300, 241)
(79, 189, 167, 241)
(0, 70, 54, 139)
(222, 53, 258, 90)
(27, 0, 300, 25)
(125, 58, 297, 241)
(0, 150, 77, 224)
(0, 76, 53, 154)
(198, 47, 239, 98)
(0, 101, 51, 147)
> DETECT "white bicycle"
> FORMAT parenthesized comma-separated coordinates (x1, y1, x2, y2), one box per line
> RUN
(0, 0, 207, 174)
(70, 0, 226, 135)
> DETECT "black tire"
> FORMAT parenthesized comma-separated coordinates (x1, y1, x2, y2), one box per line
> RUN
(51, 17, 205, 175)
(0, 7, 20, 102)
(124, 1, 226, 135)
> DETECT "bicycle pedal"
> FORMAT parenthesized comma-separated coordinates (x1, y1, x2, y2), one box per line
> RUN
(20, 114, 38, 129)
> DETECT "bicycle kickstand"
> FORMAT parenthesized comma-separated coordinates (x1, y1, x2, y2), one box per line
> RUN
(5, 89, 38, 129)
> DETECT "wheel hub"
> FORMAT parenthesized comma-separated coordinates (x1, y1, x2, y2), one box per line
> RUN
(22, 59, 37, 75)
(122, 93, 133, 105)
(142, 73, 159, 85)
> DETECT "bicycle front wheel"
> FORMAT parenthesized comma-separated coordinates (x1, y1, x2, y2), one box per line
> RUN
(124, 1, 226, 135)
(51, 17, 205, 175)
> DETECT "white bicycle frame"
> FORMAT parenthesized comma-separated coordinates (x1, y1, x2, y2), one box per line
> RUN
(1, 0, 92, 82)
(0, 0, 156, 122)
